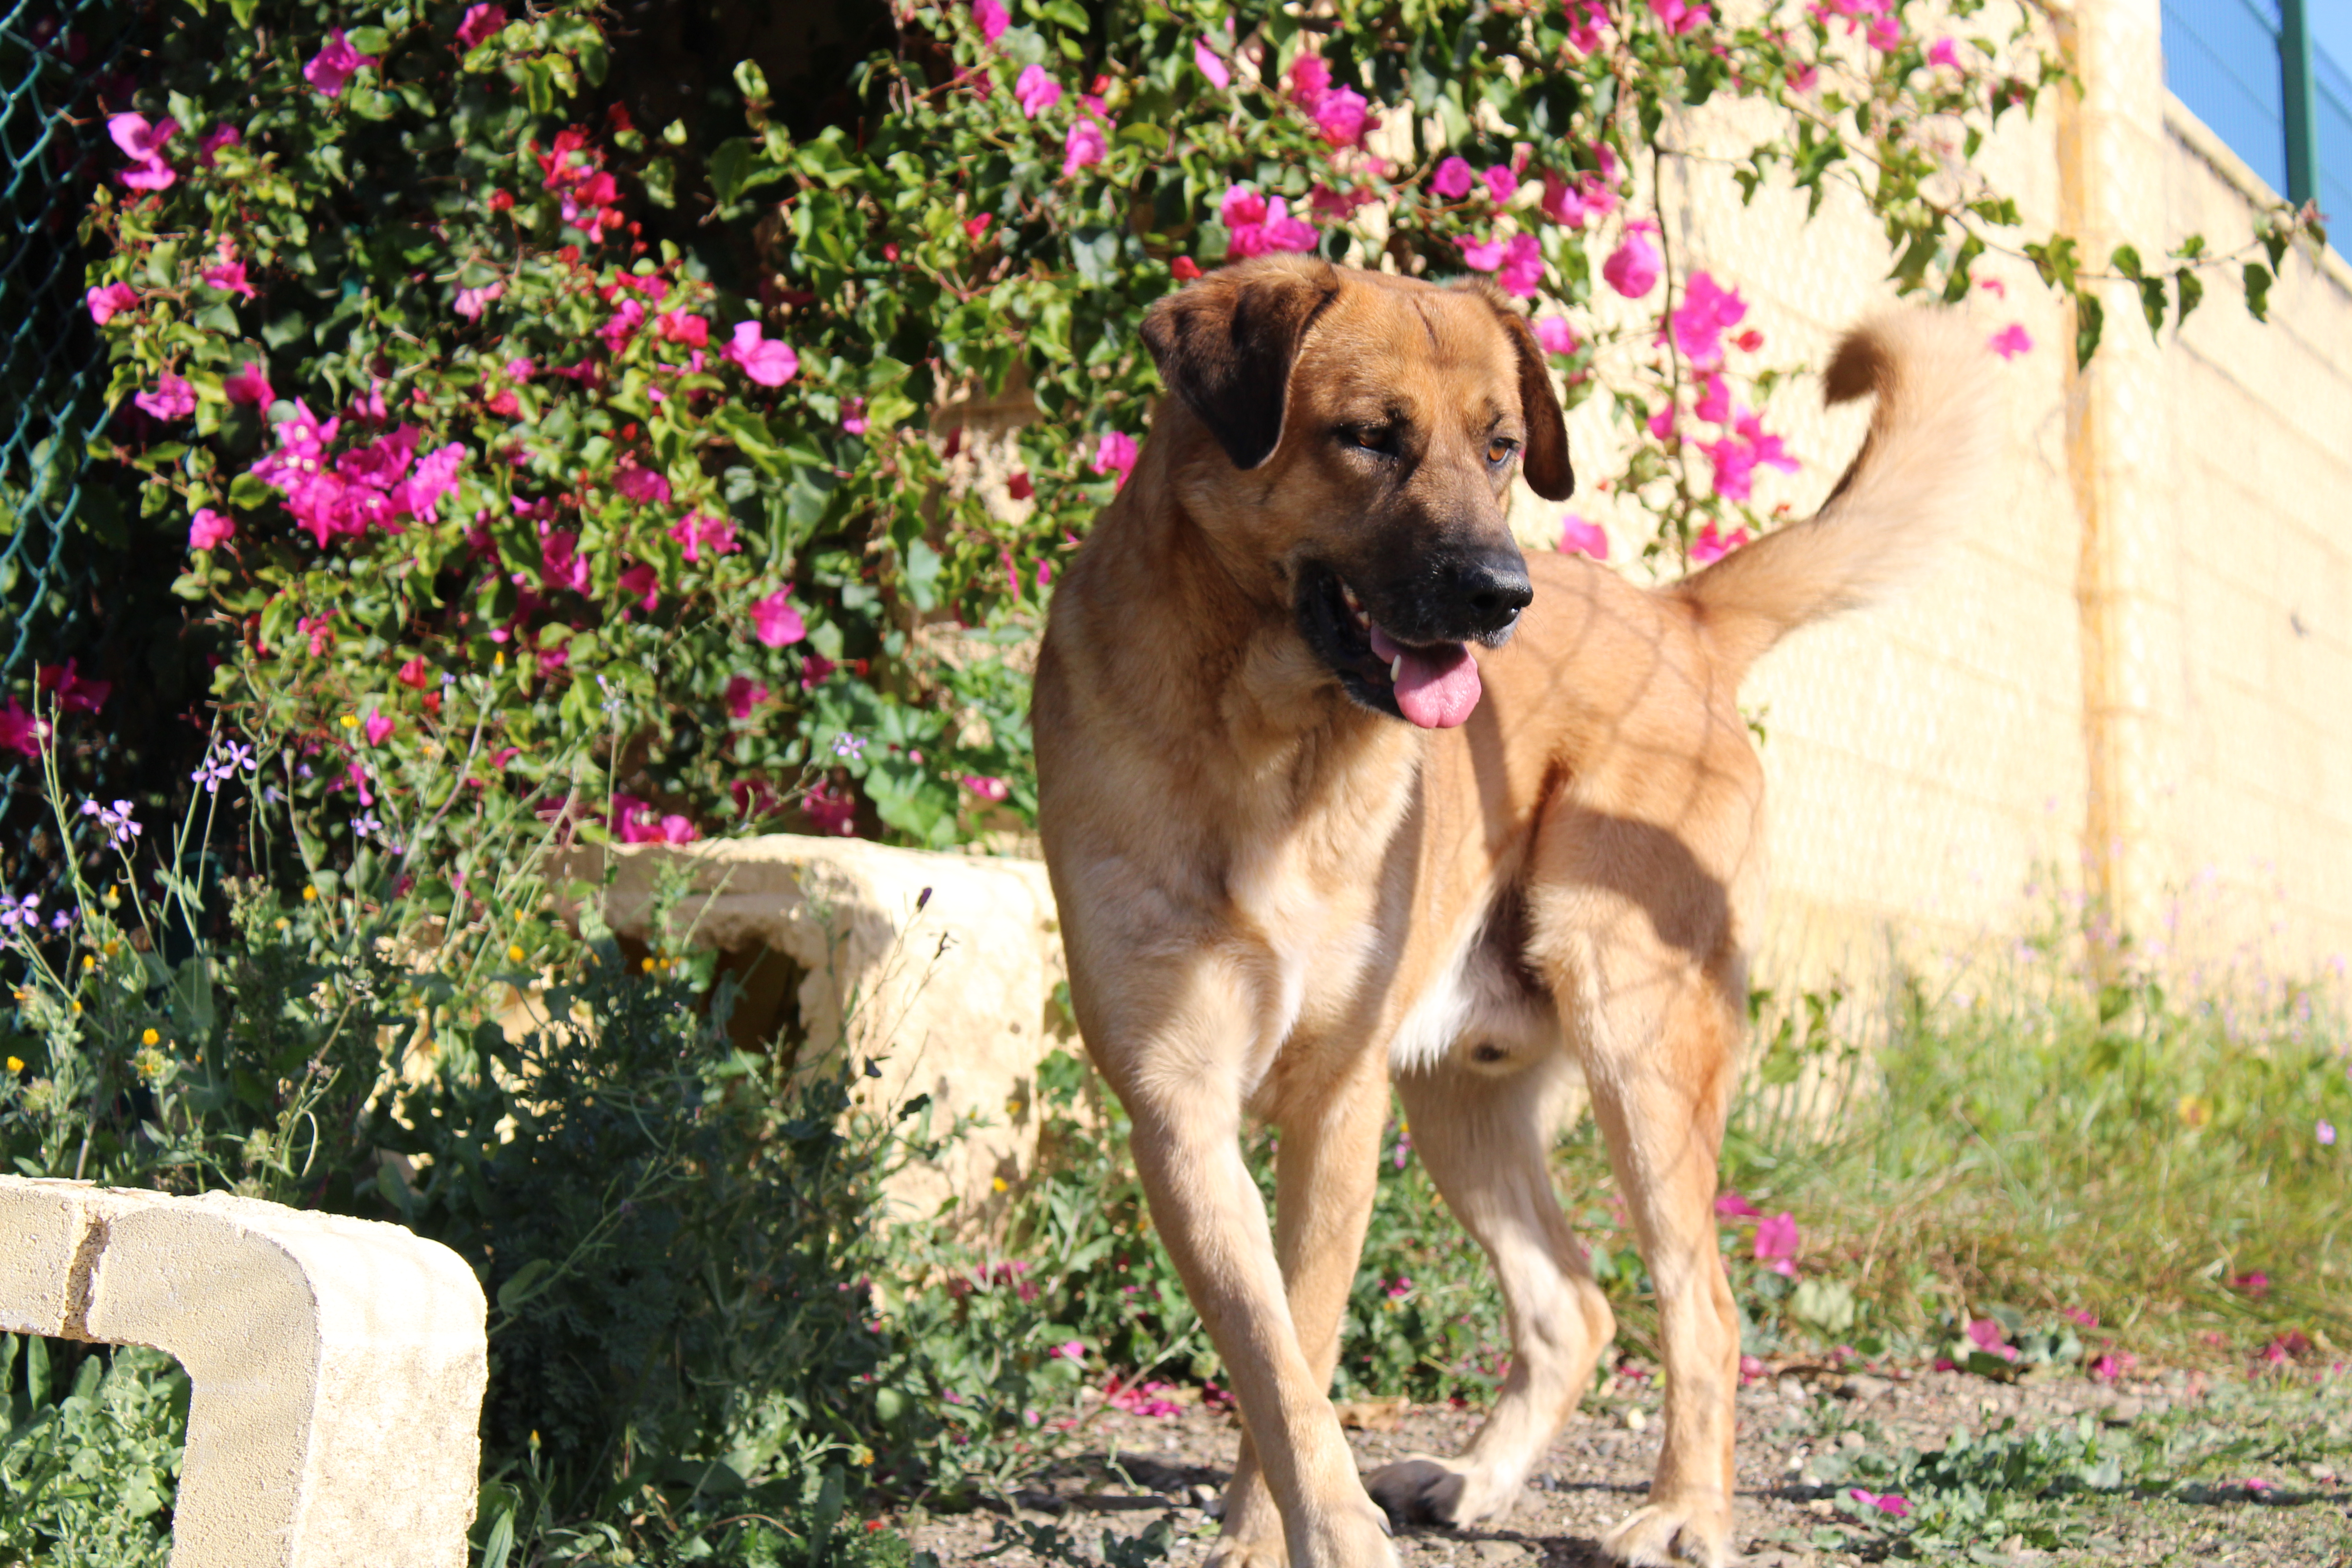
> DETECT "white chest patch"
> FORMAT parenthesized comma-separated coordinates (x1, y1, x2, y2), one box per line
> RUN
(1385, 911, 1488, 1073)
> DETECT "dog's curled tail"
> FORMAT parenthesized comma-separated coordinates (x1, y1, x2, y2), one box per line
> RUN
(1679, 308, 1999, 681)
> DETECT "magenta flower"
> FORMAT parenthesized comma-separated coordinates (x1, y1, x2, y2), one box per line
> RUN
(1459, 234, 1506, 272)
(86, 282, 137, 324)
(134, 369, 196, 421)
(0, 701, 49, 760)
(304, 29, 378, 98)
(618, 562, 660, 612)
(599, 297, 645, 350)
(456, 3, 506, 49)
(1649, 0, 1710, 33)
(802, 780, 858, 836)
(1481, 164, 1519, 203)
(201, 257, 257, 300)
(1047, 1338, 1085, 1362)
(963, 774, 1010, 802)
(2321, 1119, 2337, 1146)
(1713, 1188, 1762, 1219)
(1567, 0, 1608, 51)
(1648, 401, 1678, 441)
(1063, 117, 1108, 176)
(1602, 222, 1661, 298)
(656, 309, 708, 347)
(1966, 1317, 2020, 1360)
(1927, 36, 1960, 68)
(1989, 323, 2034, 359)
(751, 591, 807, 648)
(359, 710, 392, 747)
(1222, 185, 1317, 256)
(189, 508, 234, 550)
(455, 281, 505, 320)
(1312, 85, 1371, 147)
(722, 322, 799, 387)
(1533, 316, 1578, 356)
(540, 530, 591, 594)
(108, 113, 177, 191)
(1669, 271, 1748, 370)
(196, 123, 241, 166)
(669, 511, 740, 563)
(1694, 373, 1730, 425)
(1091, 430, 1138, 490)
(1496, 232, 1544, 296)
(613, 459, 671, 505)
(1847, 1489, 1911, 1519)
(1014, 64, 1063, 118)
(1431, 156, 1475, 200)
(972, 0, 1009, 43)
(1193, 36, 1230, 88)
(724, 675, 770, 719)
(1559, 515, 1608, 560)
(1288, 54, 1331, 106)
(1752, 1210, 1798, 1274)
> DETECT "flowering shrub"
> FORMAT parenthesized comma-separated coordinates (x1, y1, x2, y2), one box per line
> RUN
(63, 0, 2321, 860)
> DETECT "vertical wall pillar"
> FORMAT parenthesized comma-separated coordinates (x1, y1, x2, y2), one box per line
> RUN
(2280, 0, 2316, 206)
(2060, 0, 2188, 961)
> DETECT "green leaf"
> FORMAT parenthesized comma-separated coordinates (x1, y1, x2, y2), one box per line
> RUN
(2109, 243, 2143, 281)
(496, 1258, 554, 1313)
(229, 471, 274, 510)
(2173, 267, 2203, 328)
(344, 25, 391, 55)
(1042, 0, 1088, 29)
(733, 58, 771, 107)
(2243, 262, 2272, 323)
(2073, 290, 2104, 368)
(480, 1505, 516, 1568)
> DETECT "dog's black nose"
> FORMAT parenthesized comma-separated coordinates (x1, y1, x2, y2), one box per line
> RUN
(1449, 550, 1534, 636)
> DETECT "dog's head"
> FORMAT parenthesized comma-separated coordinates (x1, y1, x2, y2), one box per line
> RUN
(1139, 255, 1572, 730)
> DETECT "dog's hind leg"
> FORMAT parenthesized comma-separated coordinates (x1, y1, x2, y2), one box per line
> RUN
(1365, 1050, 1615, 1529)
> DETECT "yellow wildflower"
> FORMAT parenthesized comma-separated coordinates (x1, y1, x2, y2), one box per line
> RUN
(303, 885, 318, 901)
(142, 1028, 160, 1046)
(507, 944, 525, 963)
(6, 1057, 23, 1073)
(339, 713, 359, 729)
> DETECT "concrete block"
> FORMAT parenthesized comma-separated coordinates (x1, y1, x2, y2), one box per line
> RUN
(0, 1176, 485, 1568)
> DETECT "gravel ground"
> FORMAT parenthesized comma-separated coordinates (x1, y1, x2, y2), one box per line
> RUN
(903, 1362, 2352, 1566)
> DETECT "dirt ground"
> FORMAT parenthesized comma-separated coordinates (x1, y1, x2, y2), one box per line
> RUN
(903, 1362, 2352, 1566)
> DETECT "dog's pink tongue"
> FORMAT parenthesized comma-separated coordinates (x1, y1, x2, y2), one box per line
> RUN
(1367, 628, 1482, 729)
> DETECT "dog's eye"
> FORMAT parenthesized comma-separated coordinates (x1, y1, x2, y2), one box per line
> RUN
(1486, 436, 1519, 466)
(1345, 426, 1395, 455)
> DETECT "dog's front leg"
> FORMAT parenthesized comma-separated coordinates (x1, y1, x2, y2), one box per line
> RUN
(1101, 989, 1397, 1568)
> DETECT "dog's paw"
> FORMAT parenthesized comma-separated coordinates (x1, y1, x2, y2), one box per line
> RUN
(1363, 1455, 1523, 1530)
(1597, 1496, 1734, 1567)
(1202, 1535, 1288, 1568)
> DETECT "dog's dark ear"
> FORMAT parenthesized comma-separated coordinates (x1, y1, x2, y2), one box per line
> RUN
(1141, 257, 1341, 470)
(1468, 285, 1575, 501)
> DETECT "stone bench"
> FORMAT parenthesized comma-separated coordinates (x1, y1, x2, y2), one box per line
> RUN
(0, 1177, 485, 1567)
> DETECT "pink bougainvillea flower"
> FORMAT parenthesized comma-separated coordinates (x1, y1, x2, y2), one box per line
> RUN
(1977, 276, 2009, 299)
(1649, 0, 1710, 32)
(1222, 185, 1317, 256)
(963, 774, 1011, 802)
(1014, 63, 1063, 118)
(2230, 1270, 2271, 1298)
(2321, 1118, 2338, 1146)
(86, 282, 137, 323)
(2062, 1307, 2099, 1328)
(189, 508, 234, 550)
(1602, 221, 1662, 298)
(1193, 36, 1230, 89)
(617, 561, 660, 612)
(540, 530, 590, 594)
(612, 794, 699, 844)
(455, 281, 505, 320)
(802, 780, 858, 836)
(1567, 0, 1608, 51)
(2091, 1352, 2136, 1381)
(1458, 233, 1507, 272)
(722, 321, 799, 386)
(972, 0, 1008, 43)
(668, 510, 739, 563)
(1431, 156, 1476, 200)
(612, 459, 671, 505)
(201, 258, 256, 299)
(724, 675, 770, 720)
(1559, 515, 1608, 559)
(751, 591, 807, 648)
(1648, 401, 1679, 441)
(1713, 1189, 1762, 1219)
(1171, 255, 1202, 280)
(1495, 232, 1544, 296)
(134, 369, 196, 421)
(0, 701, 49, 760)
(304, 29, 378, 98)
(1847, 1489, 1911, 1518)
(1091, 430, 1138, 489)
(109, 113, 177, 191)
(1312, 85, 1371, 147)
(1989, 323, 2034, 358)
(1287, 54, 1331, 107)
(1693, 373, 1731, 425)
(1927, 35, 1960, 68)
(456, 2, 506, 49)
(1866, 14, 1901, 49)
(1669, 270, 1748, 370)
(196, 123, 241, 166)
(1966, 1317, 2020, 1360)
(38, 659, 109, 715)
(1062, 117, 1108, 176)
(1691, 519, 1752, 565)
(224, 361, 274, 406)
(1751, 1210, 1798, 1275)
(1481, 164, 1519, 203)
(598, 296, 645, 349)
(655, 309, 708, 347)
(363, 711, 394, 747)
(1533, 315, 1578, 356)
(841, 398, 868, 436)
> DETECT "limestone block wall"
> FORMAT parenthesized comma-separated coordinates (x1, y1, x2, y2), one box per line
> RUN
(0, 1177, 485, 1567)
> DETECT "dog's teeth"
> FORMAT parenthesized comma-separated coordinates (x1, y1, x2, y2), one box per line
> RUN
(1389, 655, 1403, 681)
(1353, 606, 1371, 630)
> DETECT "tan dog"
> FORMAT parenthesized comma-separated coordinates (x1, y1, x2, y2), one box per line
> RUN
(1034, 254, 1991, 1567)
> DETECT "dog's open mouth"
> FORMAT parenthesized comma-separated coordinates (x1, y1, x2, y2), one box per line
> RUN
(1302, 568, 1484, 730)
